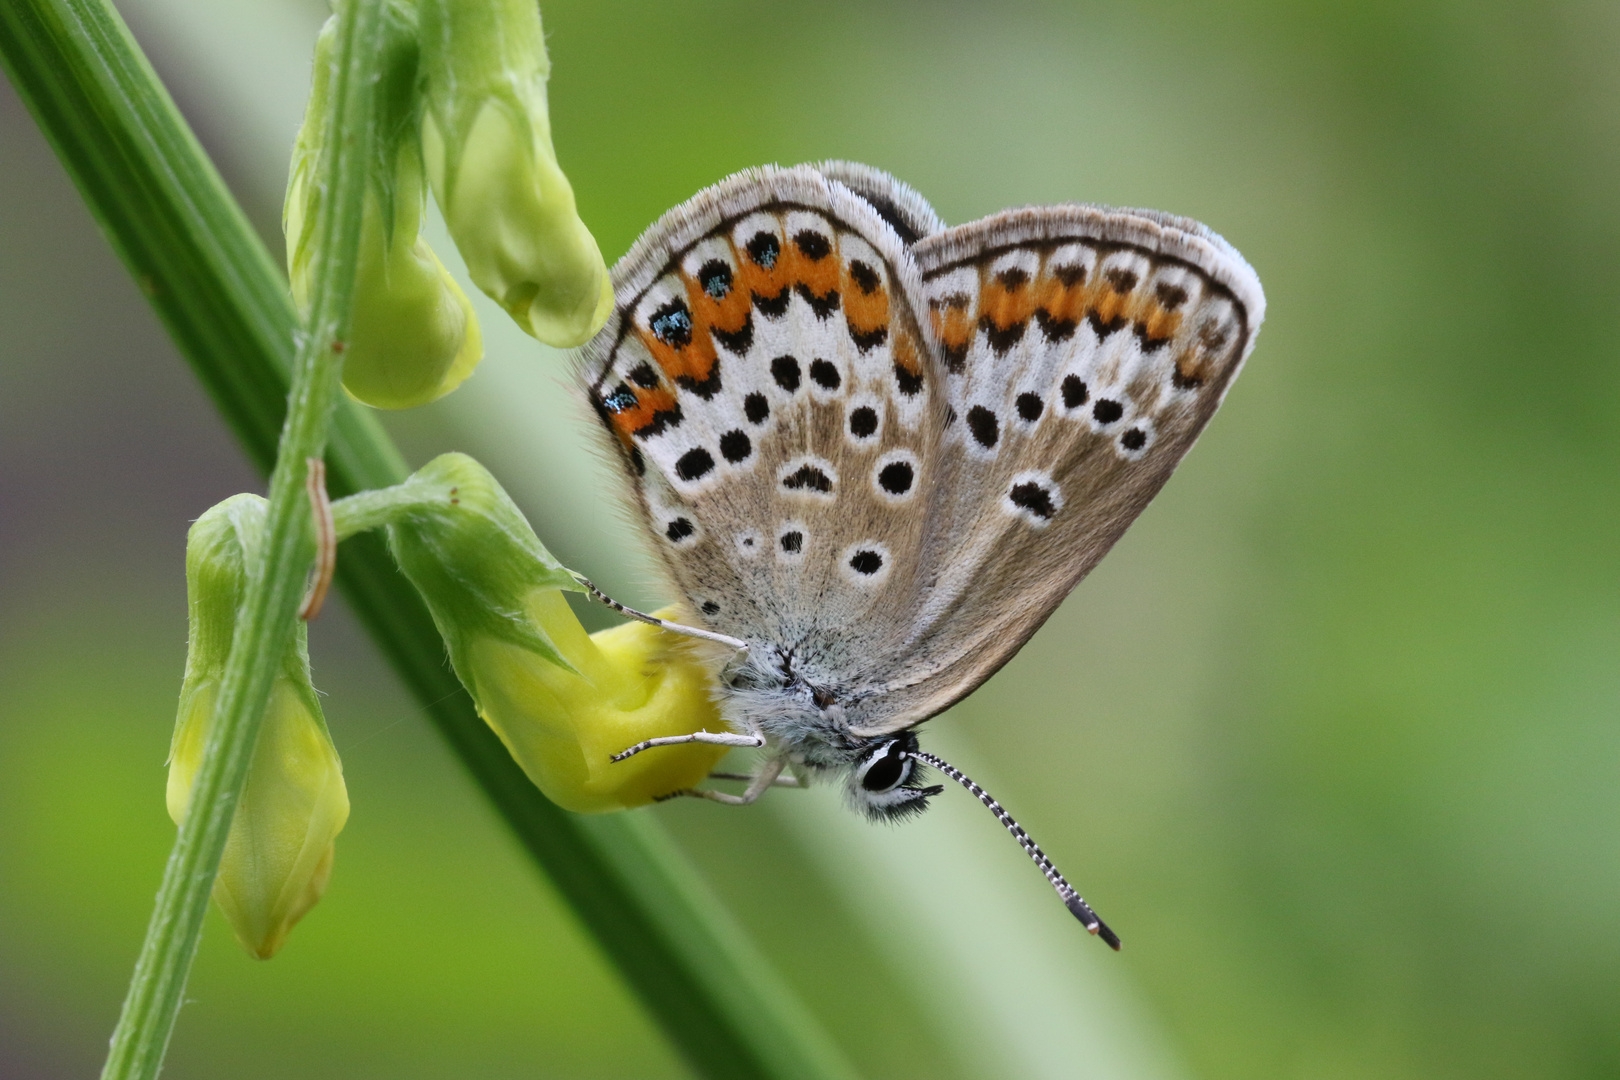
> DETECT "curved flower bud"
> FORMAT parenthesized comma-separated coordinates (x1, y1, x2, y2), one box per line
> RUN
(167, 495, 350, 959)
(417, 0, 612, 347)
(387, 454, 725, 811)
(286, 13, 482, 409)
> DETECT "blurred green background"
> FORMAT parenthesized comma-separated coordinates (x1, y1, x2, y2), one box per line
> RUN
(3, 1, 1618, 1077)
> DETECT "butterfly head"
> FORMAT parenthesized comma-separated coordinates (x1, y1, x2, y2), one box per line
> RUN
(847, 732, 943, 822)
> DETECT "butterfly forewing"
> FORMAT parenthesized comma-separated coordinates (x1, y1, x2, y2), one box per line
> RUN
(581, 166, 947, 669)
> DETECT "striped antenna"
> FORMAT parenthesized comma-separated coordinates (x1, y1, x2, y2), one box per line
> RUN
(908, 750, 1120, 950)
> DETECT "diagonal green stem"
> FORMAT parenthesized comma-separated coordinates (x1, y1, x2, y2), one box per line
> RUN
(0, 2, 855, 1078)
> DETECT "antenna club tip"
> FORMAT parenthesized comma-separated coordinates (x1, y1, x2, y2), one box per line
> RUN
(1066, 894, 1122, 950)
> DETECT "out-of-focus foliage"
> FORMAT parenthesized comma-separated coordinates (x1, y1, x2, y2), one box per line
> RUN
(2, 1, 1617, 1078)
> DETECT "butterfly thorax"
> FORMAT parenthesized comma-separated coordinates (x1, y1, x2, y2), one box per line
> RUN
(712, 643, 942, 819)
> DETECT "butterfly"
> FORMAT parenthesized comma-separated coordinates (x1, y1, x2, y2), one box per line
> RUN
(578, 162, 1264, 947)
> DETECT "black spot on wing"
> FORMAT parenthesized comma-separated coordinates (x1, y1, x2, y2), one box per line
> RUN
(794, 230, 832, 260)
(966, 406, 999, 449)
(878, 460, 913, 495)
(782, 464, 833, 493)
(698, 259, 732, 298)
(746, 231, 779, 269)
(665, 517, 694, 541)
(771, 354, 801, 392)
(628, 363, 661, 389)
(849, 261, 881, 294)
(1016, 392, 1043, 422)
(849, 406, 878, 438)
(649, 300, 693, 347)
(675, 447, 715, 481)
(809, 359, 841, 391)
(719, 429, 752, 463)
(1092, 399, 1124, 425)
(1009, 482, 1056, 520)
(780, 529, 803, 554)
(1061, 375, 1089, 409)
(849, 549, 884, 575)
(744, 393, 770, 424)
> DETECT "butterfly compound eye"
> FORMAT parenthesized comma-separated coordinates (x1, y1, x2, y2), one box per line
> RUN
(858, 740, 911, 793)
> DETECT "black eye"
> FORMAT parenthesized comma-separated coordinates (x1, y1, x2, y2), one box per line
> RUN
(860, 742, 909, 792)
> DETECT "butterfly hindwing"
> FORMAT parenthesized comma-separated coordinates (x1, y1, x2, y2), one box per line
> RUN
(862, 205, 1266, 731)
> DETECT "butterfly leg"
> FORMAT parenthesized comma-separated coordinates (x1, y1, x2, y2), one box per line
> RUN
(610, 729, 764, 763)
(678, 756, 790, 806)
(709, 770, 803, 788)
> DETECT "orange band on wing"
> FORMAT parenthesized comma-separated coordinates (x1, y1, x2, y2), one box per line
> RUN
(778, 234, 841, 302)
(842, 261, 889, 346)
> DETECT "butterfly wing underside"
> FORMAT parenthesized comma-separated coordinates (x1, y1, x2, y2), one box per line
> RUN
(580, 165, 1264, 739)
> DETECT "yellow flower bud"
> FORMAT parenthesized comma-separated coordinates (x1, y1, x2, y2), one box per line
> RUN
(167, 495, 350, 959)
(468, 593, 727, 813)
(286, 13, 483, 409)
(386, 454, 725, 811)
(417, 0, 612, 347)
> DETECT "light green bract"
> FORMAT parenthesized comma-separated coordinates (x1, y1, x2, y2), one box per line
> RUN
(418, 0, 612, 347)
(167, 495, 350, 960)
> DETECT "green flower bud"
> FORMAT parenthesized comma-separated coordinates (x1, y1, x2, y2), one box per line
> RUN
(167, 495, 350, 959)
(286, 12, 482, 410)
(387, 454, 726, 811)
(417, 0, 612, 347)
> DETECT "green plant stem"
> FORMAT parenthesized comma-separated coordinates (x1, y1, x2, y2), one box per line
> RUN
(0, 2, 854, 1078)
(68, 2, 385, 1077)
(331, 476, 453, 540)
